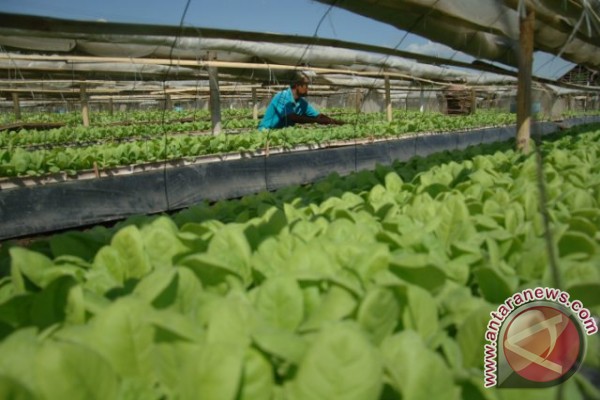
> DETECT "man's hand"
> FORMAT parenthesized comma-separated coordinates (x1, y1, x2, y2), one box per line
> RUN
(316, 114, 345, 125)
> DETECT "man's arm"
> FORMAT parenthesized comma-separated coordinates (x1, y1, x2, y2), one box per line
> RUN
(288, 113, 345, 125)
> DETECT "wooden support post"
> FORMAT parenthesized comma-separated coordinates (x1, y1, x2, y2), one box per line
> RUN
(252, 87, 258, 121)
(109, 97, 114, 116)
(12, 93, 21, 120)
(516, 5, 534, 154)
(165, 94, 173, 110)
(355, 88, 362, 113)
(208, 63, 222, 135)
(385, 75, 392, 122)
(419, 85, 425, 113)
(470, 89, 477, 114)
(80, 84, 90, 127)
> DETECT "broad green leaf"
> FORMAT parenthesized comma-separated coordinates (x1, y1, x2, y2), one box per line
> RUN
(335, 243, 390, 282)
(92, 246, 125, 285)
(178, 253, 243, 290)
(286, 241, 339, 280)
(251, 234, 299, 279)
(437, 282, 486, 328)
(288, 323, 382, 400)
(30, 276, 84, 329)
(434, 193, 476, 249)
(110, 225, 152, 280)
(439, 334, 463, 369)
(568, 216, 598, 237)
(0, 328, 40, 396)
(558, 231, 596, 258)
(133, 268, 177, 306)
(0, 376, 35, 400)
(300, 285, 357, 332)
(153, 342, 201, 395)
(238, 348, 274, 400)
(10, 247, 53, 292)
(49, 231, 105, 261)
(178, 342, 244, 400)
(170, 267, 204, 315)
(141, 217, 188, 269)
(89, 298, 154, 382)
(384, 171, 403, 193)
(358, 288, 399, 344)
(35, 341, 119, 400)
(475, 266, 518, 304)
(444, 256, 471, 284)
(456, 305, 495, 369)
(206, 225, 252, 285)
(145, 309, 203, 342)
(244, 207, 288, 250)
(251, 328, 308, 364)
(402, 285, 439, 343)
(514, 239, 548, 281)
(290, 219, 325, 242)
(207, 293, 256, 346)
(389, 252, 445, 292)
(254, 276, 303, 331)
(381, 330, 459, 400)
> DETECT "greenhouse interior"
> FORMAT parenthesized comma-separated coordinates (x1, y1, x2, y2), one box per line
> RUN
(0, 0, 599, 399)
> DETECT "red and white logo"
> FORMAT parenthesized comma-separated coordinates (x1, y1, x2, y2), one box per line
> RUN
(503, 306, 581, 383)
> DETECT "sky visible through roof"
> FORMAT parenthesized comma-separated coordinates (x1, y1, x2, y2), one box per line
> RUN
(0, 0, 574, 80)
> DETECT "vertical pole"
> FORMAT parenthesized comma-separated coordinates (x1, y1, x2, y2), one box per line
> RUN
(516, 5, 534, 154)
(419, 85, 425, 113)
(252, 87, 258, 121)
(165, 94, 173, 110)
(470, 89, 477, 114)
(384, 75, 392, 122)
(208, 55, 222, 135)
(80, 84, 90, 127)
(12, 92, 21, 120)
(355, 88, 362, 113)
(109, 97, 114, 116)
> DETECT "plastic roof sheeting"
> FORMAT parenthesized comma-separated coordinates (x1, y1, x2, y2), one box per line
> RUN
(316, 0, 600, 70)
(0, 13, 517, 86)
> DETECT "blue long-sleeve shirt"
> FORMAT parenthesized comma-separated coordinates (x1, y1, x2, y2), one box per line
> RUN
(258, 87, 319, 130)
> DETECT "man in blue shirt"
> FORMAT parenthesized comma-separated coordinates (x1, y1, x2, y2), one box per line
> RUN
(258, 74, 344, 130)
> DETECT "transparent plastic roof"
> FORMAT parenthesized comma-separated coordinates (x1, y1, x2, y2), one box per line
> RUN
(316, 0, 600, 70)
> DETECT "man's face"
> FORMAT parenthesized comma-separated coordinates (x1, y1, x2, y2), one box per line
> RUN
(297, 81, 309, 97)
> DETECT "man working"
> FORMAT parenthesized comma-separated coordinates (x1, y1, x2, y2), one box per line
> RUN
(258, 74, 344, 130)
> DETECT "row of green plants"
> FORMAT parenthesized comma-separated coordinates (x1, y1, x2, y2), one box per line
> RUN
(2, 111, 516, 151)
(0, 112, 519, 178)
(1, 108, 255, 127)
(0, 118, 259, 149)
(0, 124, 598, 399)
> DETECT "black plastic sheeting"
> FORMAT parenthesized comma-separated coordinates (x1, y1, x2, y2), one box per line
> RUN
(1, 118, 599, 240)
(166, 157, 267, 209)
(265, 145, 356, 191)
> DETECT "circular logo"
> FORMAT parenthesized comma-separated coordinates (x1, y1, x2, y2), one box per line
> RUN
(502, 306, 582, 383)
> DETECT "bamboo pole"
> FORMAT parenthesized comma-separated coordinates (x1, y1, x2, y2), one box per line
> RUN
(208, 55, 222, 135)
(12, 93, 21, 120)
(355, 88, 362, 113)
(516, 5, 535, 154)
(80, 84, 90, 127)
(252, 87, 258, 121)
(385, 75, 392, 122)
(0, 53, 444, 86)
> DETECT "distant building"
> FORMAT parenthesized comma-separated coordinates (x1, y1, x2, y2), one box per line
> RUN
(558, 65, 600, 86)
